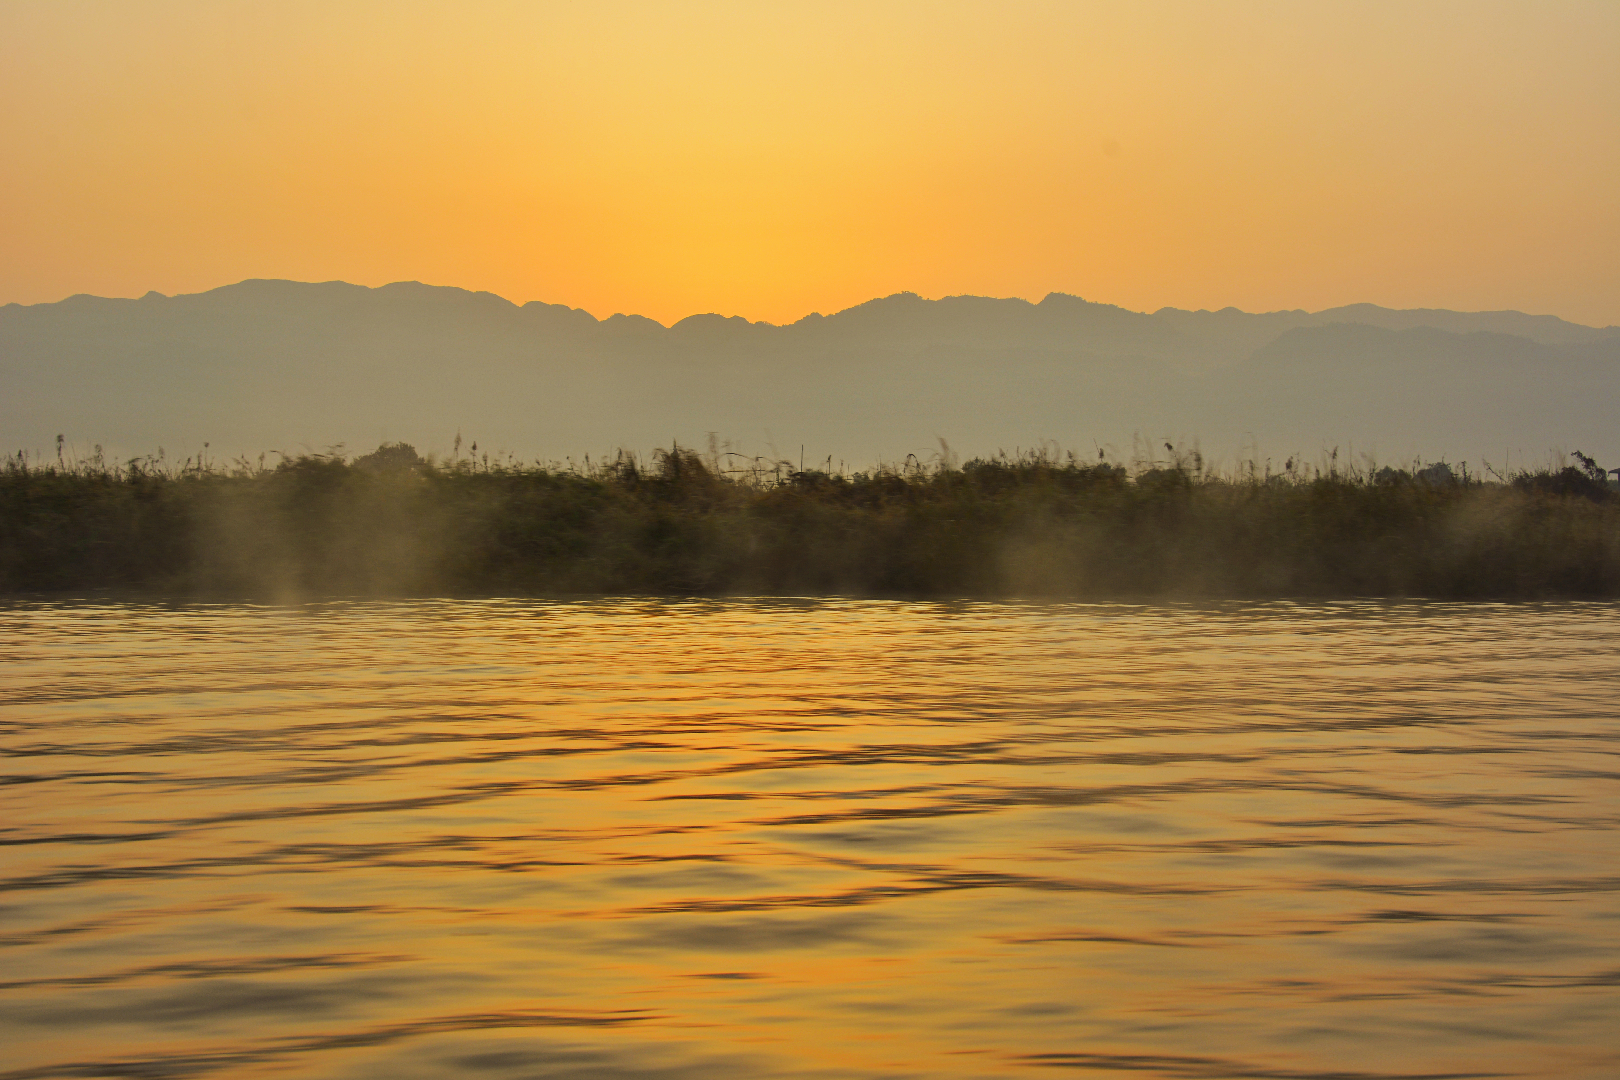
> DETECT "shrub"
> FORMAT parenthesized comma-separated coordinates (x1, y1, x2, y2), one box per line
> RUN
(3, 444, 1616, 599)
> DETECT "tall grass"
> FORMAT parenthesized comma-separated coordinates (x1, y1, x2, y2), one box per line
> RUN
(3, 441, 1617, 599)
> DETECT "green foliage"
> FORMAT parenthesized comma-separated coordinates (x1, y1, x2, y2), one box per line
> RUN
(3, 444, 1617, 599)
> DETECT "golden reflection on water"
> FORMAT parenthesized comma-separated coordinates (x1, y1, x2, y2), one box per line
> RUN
(1, 599, 1618, 1079)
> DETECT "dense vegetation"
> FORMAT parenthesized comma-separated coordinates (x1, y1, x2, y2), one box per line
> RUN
(3, 442, 1617, 599)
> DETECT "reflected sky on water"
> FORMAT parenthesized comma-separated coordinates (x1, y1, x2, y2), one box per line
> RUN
(2, 598, 1618, 1078)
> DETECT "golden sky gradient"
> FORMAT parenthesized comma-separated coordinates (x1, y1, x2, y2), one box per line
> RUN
(3, 0, 1617, 325)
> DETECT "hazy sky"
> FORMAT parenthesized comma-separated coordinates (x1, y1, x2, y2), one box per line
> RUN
(3, 1, 1617, 326)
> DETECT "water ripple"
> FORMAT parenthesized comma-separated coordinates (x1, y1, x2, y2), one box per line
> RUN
(2, 598, 1617, 1078)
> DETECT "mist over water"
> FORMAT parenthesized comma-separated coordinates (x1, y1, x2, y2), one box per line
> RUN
(2, 599, 1617, 1078)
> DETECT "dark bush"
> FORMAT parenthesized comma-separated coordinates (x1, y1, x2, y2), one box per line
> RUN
(3, 445, 1617, 599)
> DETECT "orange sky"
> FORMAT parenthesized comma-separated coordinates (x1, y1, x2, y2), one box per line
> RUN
(2, 1, 1617, 326)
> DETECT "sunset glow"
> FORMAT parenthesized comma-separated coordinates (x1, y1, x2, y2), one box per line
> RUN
(6, 9, 1620, 1077)
(3, 0, 1617, 324)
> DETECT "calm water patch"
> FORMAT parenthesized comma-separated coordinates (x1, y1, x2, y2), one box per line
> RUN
(1, 598, 1617, 1078)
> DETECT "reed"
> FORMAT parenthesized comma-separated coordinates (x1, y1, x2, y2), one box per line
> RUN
(3, 441, 1617, 599)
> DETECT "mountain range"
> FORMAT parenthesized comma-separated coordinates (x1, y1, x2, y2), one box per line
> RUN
(5, 279, 1617, 472)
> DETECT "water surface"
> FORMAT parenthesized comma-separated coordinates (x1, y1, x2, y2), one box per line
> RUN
(2, 599, 1617, 1078)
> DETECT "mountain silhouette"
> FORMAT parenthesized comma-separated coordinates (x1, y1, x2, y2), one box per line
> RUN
(4, 280, 1616, 469)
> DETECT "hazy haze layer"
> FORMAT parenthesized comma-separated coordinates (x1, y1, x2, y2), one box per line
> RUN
(6, 280, 1617, 470)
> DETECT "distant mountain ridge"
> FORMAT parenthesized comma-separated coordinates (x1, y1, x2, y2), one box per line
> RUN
(5, 280, 1617, 469)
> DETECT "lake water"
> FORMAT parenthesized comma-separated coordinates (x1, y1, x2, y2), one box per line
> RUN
(2, 599, 1617, 1079)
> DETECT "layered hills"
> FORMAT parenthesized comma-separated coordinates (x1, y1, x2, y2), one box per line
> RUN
(5, 280, 1616, 469)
